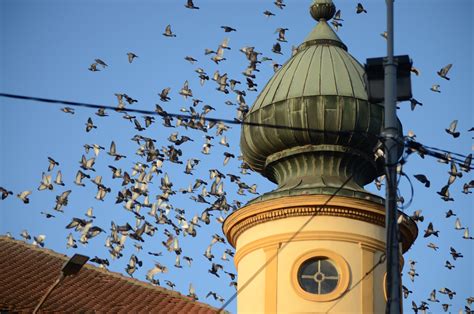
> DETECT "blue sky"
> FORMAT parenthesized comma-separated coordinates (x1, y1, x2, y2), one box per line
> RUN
(0, 0, 472, 312)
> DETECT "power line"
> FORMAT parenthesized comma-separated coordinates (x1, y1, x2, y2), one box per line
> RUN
(218, 174, 354, 312)
(0, 92, 371, 138)
(2, 92, 472, 174)
(1, 93, 471, 167)
(325, 253, 386, 313)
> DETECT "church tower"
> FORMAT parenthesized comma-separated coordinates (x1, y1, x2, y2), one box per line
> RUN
(223, 0, 418, 312)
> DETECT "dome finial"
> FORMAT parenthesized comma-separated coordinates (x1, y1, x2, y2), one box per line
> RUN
(310, 0, 336, 21)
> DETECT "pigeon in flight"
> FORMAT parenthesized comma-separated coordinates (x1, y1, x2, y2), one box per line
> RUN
(47, 157, 59, 171)
(275, 28, 288, 42)
(445, 119, 460, 138)
(263, 10, 275, 17)
(184, 0, 199, 9)
(409, 98, 423, 111)
(61, 107, 75, 114)
(17, 190, 32, 204)
(127, 52, 138, 63)
(413, 174, 430, 187)
(163, 24, 176, 37)
(0, 187, 13, 200)
(356, 3, 367, 14)
(272, 42, 282, 55)
(85, 117, 97, 132)
(424, 222, 439, 237)
(437, 64, 453, 80)
(179, 80, 193, 99)
(221, 26, 236, 32)
(430, 84, 441, 93)
(274, 0, 285, 9)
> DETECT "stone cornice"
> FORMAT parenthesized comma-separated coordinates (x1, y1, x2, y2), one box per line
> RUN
(223, 195, 418, 253)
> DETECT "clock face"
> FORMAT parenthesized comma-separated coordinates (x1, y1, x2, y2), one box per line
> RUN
(297, 257, 340, 294)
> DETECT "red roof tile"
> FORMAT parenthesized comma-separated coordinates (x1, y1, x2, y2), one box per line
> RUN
(0, 236, 221, 313)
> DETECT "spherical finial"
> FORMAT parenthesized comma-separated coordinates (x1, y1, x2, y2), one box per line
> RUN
(310, 0, 336, 21)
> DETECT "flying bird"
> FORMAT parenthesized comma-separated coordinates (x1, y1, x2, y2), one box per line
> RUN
(449, 246, 463, 260)
(127, 52, 138, 63)
(85, 117, 97, 132)
(409, 98, 423, 111)
(356, 3, 367, 14)
(413, 174, 430, 187)
(463, 228, 474, 240)
(0, 187, 13, 200)
(445, 120, 460, 138)
(333, 9, 343, 21)
(79, 155, 96, 172)
(38, 173, 53, 191)
(179, 80, 193, 99)
(163, 24, 176, 37)
(61, 107, 75, 114)
(221, 26, 236, 32)
(108, 141, 126, 160)
(184, 56, 198, 64)
(184, 0, 199, 9)
(424, 222, 439, 237)
(437, 184, 454, 201)
(47, 157, 60, 171)
(430, 84, 441, 93)
(428, 289, 439, 303)
(33, 234, 46, 247)
(263, 10, 275, 17)
(54, 171, 65, 186)
(17, 190, 32, 204)
(274, 0, 285, 9)
(275, 28, 288, 42)
(272, 42, 282, 55)
(74, 170, 90, 186)
(159, 87, 171, 102)
(53, 190, 72, 212)
(20, 230, 31, 241)
(437, 63, 453, 80)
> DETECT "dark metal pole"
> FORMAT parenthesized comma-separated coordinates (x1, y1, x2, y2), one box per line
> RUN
(384, 0, 402, 313)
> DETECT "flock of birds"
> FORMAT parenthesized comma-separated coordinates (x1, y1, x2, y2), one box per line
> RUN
(1, 0, 473, 312)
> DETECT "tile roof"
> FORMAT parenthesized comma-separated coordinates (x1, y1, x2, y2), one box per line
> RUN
(0, 236, 221, 313)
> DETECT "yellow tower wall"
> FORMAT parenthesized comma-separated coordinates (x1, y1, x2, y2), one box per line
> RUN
(224, 195, 417, 313)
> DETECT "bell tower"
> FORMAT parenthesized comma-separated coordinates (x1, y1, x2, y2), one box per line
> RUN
(223, 0, 418, 313)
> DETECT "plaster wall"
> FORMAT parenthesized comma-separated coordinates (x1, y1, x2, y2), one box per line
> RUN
(235, 216, 388, 313)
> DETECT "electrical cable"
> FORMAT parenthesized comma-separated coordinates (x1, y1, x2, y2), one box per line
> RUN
(396, 172, 414, 211)
(0, 93, 376, 139)
(1, 92, 471, 170)
(324, 253, 386, 314)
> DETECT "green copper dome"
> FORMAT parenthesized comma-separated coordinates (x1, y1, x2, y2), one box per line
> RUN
(241, 0, 400, 202)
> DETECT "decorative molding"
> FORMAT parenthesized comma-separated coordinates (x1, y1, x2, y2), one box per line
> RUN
(290, 249, 351, 302)
(234, 231, 385, 267)
(224, 195, 418, 253)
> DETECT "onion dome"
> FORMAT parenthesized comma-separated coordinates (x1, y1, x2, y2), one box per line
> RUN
(241, 0, 401, 202)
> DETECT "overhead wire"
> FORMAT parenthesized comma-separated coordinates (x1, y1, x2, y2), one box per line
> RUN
(1, 93, 471, 170)
(324, 253, 386, 313)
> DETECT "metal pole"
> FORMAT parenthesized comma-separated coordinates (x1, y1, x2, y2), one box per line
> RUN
(33, 273, 65, 314)
(384, 0, 402, 313)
